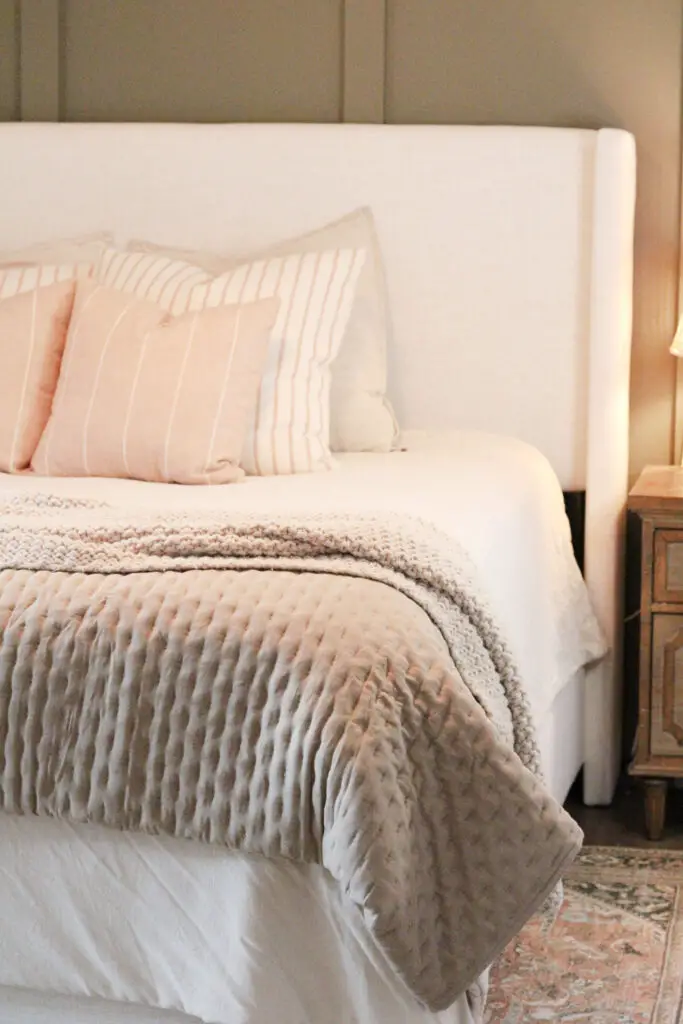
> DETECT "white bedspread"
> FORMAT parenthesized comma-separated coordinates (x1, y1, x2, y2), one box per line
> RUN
(0, 428, 605, 725)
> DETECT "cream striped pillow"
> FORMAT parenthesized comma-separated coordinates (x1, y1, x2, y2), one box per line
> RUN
(98, 245, 366, 475)
(32, 280, 279, 485)
(128, 210, 399, 454)
(0, 262, 91, 300)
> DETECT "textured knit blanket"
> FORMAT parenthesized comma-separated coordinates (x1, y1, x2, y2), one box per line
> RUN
(0, 493, 582, 1012)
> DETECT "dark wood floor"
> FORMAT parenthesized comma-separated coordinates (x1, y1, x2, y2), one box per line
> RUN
(565, 775, 683, 849)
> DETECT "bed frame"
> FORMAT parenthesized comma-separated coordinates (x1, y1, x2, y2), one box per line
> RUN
(0, 122, 636, 804)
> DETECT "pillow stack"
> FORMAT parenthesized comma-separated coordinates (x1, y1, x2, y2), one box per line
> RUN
(127, 208, 398, 455)
(0, 211, 398, 485)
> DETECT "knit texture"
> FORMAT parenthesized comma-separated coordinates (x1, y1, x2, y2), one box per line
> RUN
(0, 494, 582, 1010)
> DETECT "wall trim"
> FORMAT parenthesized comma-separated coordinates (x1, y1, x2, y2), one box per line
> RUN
(19, 0, 60, 121)
(342, 0, 386, 123)
(17, 1, 382, 125)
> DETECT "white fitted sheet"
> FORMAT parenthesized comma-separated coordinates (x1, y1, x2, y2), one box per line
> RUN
(0, 428, 605, 726)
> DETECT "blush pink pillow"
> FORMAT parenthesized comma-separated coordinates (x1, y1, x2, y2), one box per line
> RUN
(32, 280, 279, 484)
(0, 280, 76, 473)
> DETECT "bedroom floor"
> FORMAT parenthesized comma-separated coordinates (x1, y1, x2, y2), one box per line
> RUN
(566, 774, 683, 848)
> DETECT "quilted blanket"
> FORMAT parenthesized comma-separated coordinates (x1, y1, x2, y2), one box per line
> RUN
(0, 494, 582, 1011)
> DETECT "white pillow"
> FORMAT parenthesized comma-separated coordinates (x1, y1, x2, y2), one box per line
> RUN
(98, 245, 366, 475)
(126, 209, 398, 453)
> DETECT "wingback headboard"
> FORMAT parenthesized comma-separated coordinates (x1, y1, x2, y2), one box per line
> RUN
(0, 122, 637, 802)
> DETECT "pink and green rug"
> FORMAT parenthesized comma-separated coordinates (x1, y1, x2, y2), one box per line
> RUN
(487, 846, 683, 1023)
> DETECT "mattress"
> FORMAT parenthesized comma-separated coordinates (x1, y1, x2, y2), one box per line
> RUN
(0, 429, 597, 1023)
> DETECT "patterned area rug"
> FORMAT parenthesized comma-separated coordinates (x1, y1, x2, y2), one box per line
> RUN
(486, 846, 683, 1023)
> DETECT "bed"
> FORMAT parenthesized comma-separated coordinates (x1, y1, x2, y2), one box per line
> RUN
(0, 122, 636, 1024)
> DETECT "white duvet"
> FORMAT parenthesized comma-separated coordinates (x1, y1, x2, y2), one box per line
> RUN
(0, 430, 601, 1024)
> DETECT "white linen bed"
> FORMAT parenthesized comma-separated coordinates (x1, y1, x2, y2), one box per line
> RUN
(0, 120, 636, 807)
(0, 120, 636, 1024)
(0, 431, 596, 1024)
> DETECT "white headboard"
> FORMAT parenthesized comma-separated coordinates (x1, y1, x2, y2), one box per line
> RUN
(0, 122, 636, 802)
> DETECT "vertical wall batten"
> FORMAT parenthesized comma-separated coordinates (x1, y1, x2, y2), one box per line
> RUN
(19, 0, 60, 120)
(14, 0, 21, 119)
(0, 0, 20, 120)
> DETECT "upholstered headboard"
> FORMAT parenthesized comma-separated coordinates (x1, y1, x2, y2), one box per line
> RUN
(0, 122, 636, 802)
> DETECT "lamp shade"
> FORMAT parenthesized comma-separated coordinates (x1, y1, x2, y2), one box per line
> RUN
(672, 318, 683, 356)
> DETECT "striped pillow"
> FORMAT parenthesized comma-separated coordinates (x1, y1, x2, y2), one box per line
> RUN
(31, 280, 279, 485)
(127, 210, 399, 455)
(0, 262, 91, 300)
(0, 281, 76, 473)
(98, 245, 366, 475)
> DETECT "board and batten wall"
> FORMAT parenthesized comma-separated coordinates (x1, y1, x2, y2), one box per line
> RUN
(1, 0, 682, 478)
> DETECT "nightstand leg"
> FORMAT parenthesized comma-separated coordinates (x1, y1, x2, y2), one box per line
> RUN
(644, 780, 667, 840)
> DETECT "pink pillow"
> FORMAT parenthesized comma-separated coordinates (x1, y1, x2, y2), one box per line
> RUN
(32, 280, 279, 484)
(0, 280, 76, 473)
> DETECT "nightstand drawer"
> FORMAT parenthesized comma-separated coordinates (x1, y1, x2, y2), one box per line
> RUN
(654, 530, 683, 603)
(628, 467, 683, 838)
(651, 614, 683, 755)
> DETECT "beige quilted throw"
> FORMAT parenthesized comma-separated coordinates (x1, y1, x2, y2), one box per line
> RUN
(0, 493, 582, 1011)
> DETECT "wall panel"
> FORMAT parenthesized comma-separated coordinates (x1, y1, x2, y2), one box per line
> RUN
(343, 0, 385, 122)
(62, 0, 343, 123)
(0, 0, 19, 120)
(386, 0, 683, 476)
(20, 0, 59, 120)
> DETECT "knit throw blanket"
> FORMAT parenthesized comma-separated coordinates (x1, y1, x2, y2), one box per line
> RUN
(0, 494, 582, 1012)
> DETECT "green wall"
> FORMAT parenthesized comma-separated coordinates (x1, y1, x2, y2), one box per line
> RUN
(0, 0, 18, 121)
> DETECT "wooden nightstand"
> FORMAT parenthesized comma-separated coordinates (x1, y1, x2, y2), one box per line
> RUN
(629, 465, 683, 839)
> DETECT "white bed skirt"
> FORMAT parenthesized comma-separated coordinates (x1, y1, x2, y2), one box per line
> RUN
(0, 988, 199, 1023)
(0, 817, 484, 1024)
(538, 667, 584, 801)
(0, 669, 583, 1024)
(0, 987, 482, 1024)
